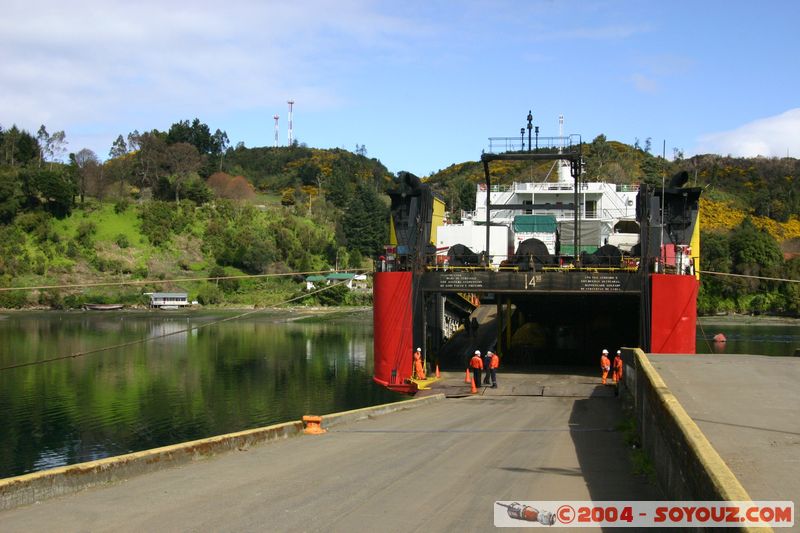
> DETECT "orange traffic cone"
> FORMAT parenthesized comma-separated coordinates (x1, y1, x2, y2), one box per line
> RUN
(465, 369, 471, 383)
(435, 364, 440, 378)
(470, 376, 478, 394)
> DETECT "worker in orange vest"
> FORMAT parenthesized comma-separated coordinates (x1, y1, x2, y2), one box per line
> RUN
(489, 351, 500, 388)
(600, 349, 611, 385)
(482, 351, 493, 384)
(413, 348, 426, 380)
(612, 350, 623, 384)
(469, 349, 483, 387)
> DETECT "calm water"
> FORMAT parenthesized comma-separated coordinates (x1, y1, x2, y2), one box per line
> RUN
(1, 311, 796, 479)
(696, 319, 800, 356)
(0, 310, 401, 479)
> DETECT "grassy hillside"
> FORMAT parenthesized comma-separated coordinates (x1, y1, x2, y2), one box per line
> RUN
(0, 138, 396, 309)
(1, 196, 369, 309)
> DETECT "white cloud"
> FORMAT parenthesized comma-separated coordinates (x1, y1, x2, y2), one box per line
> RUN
(532, 24, 651, 42)
(631, 73, 658, 93)
(695, 109, 800, 158)
(0, 0, 418, 154)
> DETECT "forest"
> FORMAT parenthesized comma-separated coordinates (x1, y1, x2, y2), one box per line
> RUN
(0, 121, 798, 315)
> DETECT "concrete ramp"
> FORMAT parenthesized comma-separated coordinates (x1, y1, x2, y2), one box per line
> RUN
(425, 372, 617, 399)
(0, 370, 659, 532)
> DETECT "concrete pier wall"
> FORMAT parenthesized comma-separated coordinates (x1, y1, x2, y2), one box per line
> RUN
(621, 348, 755, 501)
(0, 394, 444, 511)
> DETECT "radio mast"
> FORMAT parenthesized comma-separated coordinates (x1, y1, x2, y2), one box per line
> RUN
(287, 100, 295, 145)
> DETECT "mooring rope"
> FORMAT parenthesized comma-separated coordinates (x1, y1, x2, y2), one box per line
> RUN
(699, 270, 800, 284)
(0, 269, 369, 292)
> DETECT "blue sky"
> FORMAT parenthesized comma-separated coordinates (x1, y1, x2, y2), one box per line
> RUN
(2, 0, 799, 176)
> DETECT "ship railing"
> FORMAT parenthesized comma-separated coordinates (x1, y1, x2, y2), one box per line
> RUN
(601, 208, 639, 220)
(424, 254, 641, 273)
(469, 207, 586, 220)
(486, 135, 582, 155)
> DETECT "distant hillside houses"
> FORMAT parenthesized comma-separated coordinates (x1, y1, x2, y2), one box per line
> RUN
(305, 273, 368, 290)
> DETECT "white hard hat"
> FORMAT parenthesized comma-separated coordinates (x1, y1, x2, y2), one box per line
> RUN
(416, 347, 421, 351)
(602, 349, 609, 354)
(616, 350, 621, 355)
(474, 350, 480, 355)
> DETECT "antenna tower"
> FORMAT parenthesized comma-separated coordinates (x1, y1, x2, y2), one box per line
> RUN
(287, 100, 295, 145)
(273, 115, 280, 147)
(557, 114, 570, 183)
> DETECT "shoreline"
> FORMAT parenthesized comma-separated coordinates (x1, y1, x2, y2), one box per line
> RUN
(2, 307, 798, 323)
(698, 314, 800, 326)
(0, 305, 373, 321)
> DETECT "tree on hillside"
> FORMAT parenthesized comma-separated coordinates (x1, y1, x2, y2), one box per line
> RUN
(18, 168, 76, 218)
(0, 126, 39, 167)
(207, 172, 232, 197)
(36, 125, 49, 168)
(0, 170, 22, 223)
(167, 119, 228, 176)
(70, 148, 101, 203)
(440, 177, 476, 218)
(640, 154, 669, 186)
(296, 160, 321, 187)
(104, 154, 135, 199)
(729, 218, 783, 271)
(699, 230, 734, 301)
(782, 257, 800, 315)
(134, 131, 168, 189)
(226, 175, 255, 200)
(584, 135, 617, 181)
(212, 129, 230, 171)
(40, 129, 68, 169)
(727, 217, 784, 300)
(342, 183, 388, 257)
(126, 130, 141, 152)
(109, 135, 128, 159)
(164, 142, 203, 203)
(167, 118, 214, 154)
(183, 177, 213, 204)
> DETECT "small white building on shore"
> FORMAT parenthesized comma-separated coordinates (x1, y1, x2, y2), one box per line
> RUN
(147, 292, 190, 309)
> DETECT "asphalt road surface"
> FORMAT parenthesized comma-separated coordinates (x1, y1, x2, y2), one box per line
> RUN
(0, 372, 660, 532)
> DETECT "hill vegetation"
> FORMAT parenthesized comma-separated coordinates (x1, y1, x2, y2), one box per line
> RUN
(0, 120, 389, 308)
(0, 122, 798, 315)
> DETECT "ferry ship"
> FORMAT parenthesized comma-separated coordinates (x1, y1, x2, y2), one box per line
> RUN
(373, 130, 701, 393)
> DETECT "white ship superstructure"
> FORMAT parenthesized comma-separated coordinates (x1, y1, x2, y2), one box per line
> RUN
(437, 161, 641, 265)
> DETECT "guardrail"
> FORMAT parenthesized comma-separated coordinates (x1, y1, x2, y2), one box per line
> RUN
(486, 135, 582, 154)
(417, 254, 642, 273)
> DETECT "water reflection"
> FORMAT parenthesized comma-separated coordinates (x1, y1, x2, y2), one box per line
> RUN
(697, 322, 800, 356)
(0, 311, 400, 478)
